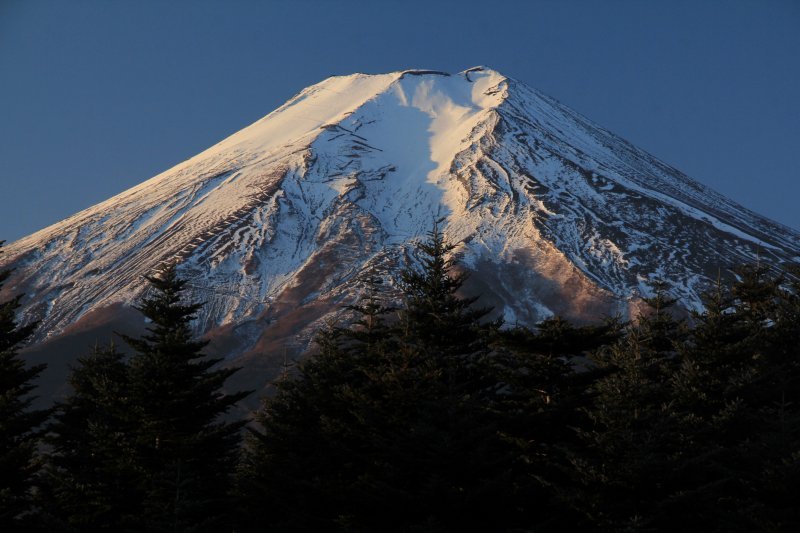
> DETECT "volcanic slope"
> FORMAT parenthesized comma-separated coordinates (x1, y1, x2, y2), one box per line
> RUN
(3, 67, 799, 396)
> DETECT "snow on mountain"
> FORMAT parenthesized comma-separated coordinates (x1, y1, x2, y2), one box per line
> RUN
(3, 67, 799, 389)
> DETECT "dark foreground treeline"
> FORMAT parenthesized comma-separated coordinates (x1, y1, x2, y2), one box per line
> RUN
(1, 228, 799, 532)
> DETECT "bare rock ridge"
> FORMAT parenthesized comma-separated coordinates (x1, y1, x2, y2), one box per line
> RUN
(3, 67, 799, 400)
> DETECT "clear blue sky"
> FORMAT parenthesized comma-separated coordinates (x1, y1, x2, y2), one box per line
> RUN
(1, 0, 798, 242)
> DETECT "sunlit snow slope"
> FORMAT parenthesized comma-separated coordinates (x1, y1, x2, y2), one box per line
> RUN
(3, 68, 799, 379)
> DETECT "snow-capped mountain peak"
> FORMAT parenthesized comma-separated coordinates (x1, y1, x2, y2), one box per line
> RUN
(3, 68, 798, 393)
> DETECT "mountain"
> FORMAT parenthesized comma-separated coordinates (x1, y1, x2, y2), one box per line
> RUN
(3, 67, 799, 401)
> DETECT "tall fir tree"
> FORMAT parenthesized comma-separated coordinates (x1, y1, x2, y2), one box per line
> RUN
(722, 263, 800, 530)
(573, 267, 800, 532)
(239, 224, 522, 532)
(494, 316, 622, 531)
(759, 264, 800, 529)
(237, 274, 399, 531)
(373, 226, 513, 530)
(0, 241, 47, 530)
(661, 271, 764, 531)
(43, 342, 141, 531)
(120, 263, 249, 531)
(398, 221, 492, 367)
(574, 281, 685, 531)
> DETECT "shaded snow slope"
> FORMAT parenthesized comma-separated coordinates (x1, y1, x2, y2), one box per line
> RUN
(3, 67, 798, 363)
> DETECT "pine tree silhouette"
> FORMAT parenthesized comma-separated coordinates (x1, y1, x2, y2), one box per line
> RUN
(44, 342, 140, 530)
(0, 241, 47, 530)
(239, 223, 522, 532)
(120, 263, 249, 531)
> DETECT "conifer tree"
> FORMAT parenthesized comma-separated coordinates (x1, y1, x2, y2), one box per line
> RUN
(575, 267, 800, 532)
(495, 316, 622, 530)
(629, 273, 759, 531)
(575, 281, 685, 531)
(238, 274, 399, 531)
(399, 221, 492, 365)
(0, 241, 47, 529)
(721, 263, 800, 530)
(44, 342, 140, 530)
(121, 263, 248, 531)
(239, 224, 520, 532)
(759, 264, 800, 529)
(377, 227, 511, 530)
(647, 264, 800, 531)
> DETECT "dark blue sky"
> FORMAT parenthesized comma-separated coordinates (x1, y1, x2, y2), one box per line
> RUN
(1, 0, 798, 242)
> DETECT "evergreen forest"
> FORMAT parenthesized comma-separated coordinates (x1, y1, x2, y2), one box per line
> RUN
(1, 229, 799, 532)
